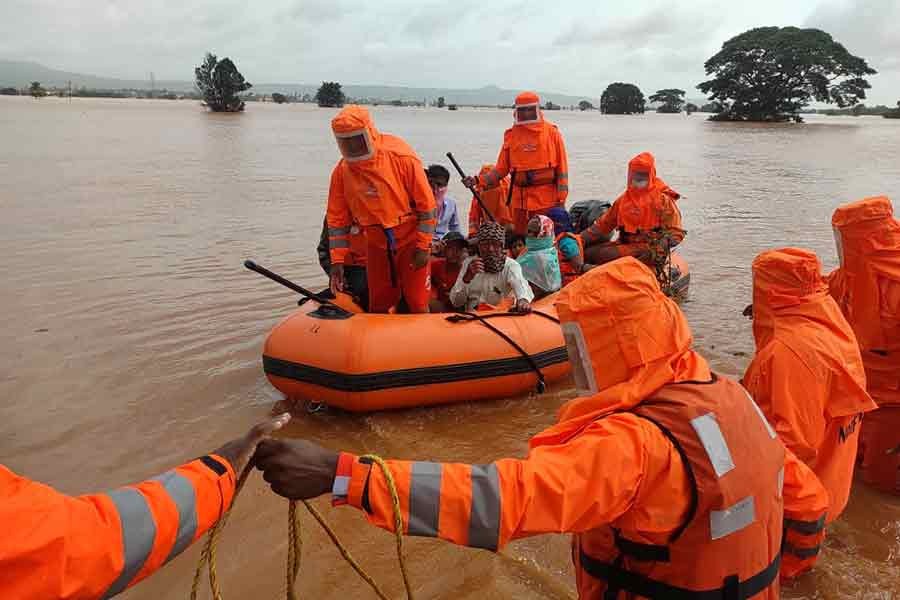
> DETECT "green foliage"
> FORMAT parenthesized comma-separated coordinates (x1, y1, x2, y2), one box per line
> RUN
(697, 27, 876, 122)
(700, 101, 723, 113)
(271, 92, 288, 104)
(600, 82, 645, 115)
(650, 89, 686, 113)
(437, 96, 445, 108)
(578, 100, 594, 111)
(544, 101, 560, 110)
(316, 82, 345, 108)
(685, 103, 699, 114)
(0, 87, 18, 96)
(194, 53, 252, 112)
(29, 81, 46, 98)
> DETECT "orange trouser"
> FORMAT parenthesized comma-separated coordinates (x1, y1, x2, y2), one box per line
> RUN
(857, 406, 900, 495)
(366, 240, 430, 313)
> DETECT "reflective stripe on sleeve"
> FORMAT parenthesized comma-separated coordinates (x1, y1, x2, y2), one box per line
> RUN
(150, 471, 198, 564)
(101, 489, 157, 599)
(330, 239, 350, 249)
(468, 464, 501, 551)
(417, 222, 436, 234)
(328, 226, 352, 237)
(784, 541, 821, 559)
(785, 514, 826, 535)
(416, 209, 436, 221)
(408, 462, 442, 537)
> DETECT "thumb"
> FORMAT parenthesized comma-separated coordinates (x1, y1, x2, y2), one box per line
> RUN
(247, 413, 291, 445)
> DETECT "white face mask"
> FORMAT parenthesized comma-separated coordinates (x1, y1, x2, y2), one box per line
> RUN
(833, 227, 845, 266)
(562, 321, 598, 397)
(631, 178, 649, 190)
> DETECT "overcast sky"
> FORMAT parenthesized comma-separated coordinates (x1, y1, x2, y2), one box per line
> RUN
(3, 0, 898, 103)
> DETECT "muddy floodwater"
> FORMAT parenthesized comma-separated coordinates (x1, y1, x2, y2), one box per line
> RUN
(2, 96, 899, 599)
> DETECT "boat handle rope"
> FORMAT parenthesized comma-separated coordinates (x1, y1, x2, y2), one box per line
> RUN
(445, 310, 554, 393)
(192, 455, 413, 600)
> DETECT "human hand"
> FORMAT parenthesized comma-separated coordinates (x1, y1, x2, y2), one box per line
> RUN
(212, 413, 292, 475)
(463, 257, 485, 283)
(329, 264, 345, 293)
(254, 439, 340, 500)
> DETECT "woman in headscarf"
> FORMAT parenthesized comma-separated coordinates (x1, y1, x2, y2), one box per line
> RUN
(517, 215, 562, 298)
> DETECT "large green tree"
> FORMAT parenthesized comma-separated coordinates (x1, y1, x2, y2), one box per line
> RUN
(698, 27, 876, 122)
(29, 81, 46, 98)
(578, 100, 594, 111)
(316, 82, 345, 108)
(600, 82, 645, 114)
(194, 53, 252, 112)
(649, 89, 685, 113)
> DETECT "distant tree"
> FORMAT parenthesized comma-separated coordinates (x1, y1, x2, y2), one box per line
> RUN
(698, 27, 876, 122)
(884, 100, 900, 119)
(194, 53, 252, 112)
(700, 101, 723, 114)
(315, 82, 345, 108)
(29, 81, 46, 98)
(390, 99, 403, 107)
(650, 89, 685, 113)
(271, 92, 288, 104)
(437, 96, 445, 108)
(600, 83, 645, 114)
(685, 103, 699, 115)
(544, 101, 560, 110)
(578, 100, 594, 111)
(1, 87, 18, 96)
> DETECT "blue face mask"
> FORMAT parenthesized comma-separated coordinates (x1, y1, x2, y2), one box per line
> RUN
(526, 236, 554, 252)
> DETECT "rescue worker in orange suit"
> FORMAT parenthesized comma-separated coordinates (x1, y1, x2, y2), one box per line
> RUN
(743, 248, 877, 524)
(468, 163, 512, 237)
(828, 196, 900, 495)
(580, 152, 685, 266)
(255, 258, 830, 597)
(326, 106, 436, 313)
(463, 92, 569, 235)
(317, 217, 369, 311)
(0, 413, 290, 599)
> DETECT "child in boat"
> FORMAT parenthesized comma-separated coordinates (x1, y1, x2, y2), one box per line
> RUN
(429, 231, 468, 312)
(449, 222, 533, 312)
(507, 233, 527, 259)
(517, 215, 562, 298)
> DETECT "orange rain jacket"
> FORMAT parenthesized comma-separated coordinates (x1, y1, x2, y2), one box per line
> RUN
(828, 196, 900, 494)
(476, 92, 569, 214)
(829, 196, 900, 406)
(333, 258, 829, 597)
(580, 152, 685, 256)
(743, 248, 876, 523)
(0, 455, 235, 599)
(326, 106, 436, 264)
(468, 163, 512, 236)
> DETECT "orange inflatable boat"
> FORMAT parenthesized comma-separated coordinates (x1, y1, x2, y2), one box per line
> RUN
(255, 253, 689, 412)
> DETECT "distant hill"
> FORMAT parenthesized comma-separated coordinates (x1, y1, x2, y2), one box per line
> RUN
(0, 60, 599, 106)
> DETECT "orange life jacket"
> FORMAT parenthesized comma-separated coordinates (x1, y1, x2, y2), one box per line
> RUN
(555, 232, 584, 286)
(577, 375, 784, 600)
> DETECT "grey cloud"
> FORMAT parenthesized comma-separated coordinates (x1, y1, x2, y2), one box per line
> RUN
(805, 0, 900, 71)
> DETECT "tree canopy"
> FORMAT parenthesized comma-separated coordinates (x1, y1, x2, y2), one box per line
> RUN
(685, 103, 699, 115)
(600, 82, 645, 115)
(578, 100, 594, 111)
(649, 89, 685, 113)
(437, 96, 445, 108)
(29, 81, 46, 98)
(194, 53, 252, 112)
(697, 27, 876, 122)
(271, 92, 288, 104)
(316, 82, 345, 108)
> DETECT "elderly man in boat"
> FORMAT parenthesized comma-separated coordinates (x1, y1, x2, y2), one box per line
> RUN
(449, 221, 533, 312)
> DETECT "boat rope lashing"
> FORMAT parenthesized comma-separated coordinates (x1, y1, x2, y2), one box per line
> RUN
(445, 311, 547, 393)
(191, 454, 413, 600)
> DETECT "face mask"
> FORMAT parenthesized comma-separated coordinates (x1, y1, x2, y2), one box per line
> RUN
(335, 129, 374, 162)
(631, 179, 649, 190)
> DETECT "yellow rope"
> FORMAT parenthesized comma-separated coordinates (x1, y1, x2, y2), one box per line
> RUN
(191, 454, 412, 600)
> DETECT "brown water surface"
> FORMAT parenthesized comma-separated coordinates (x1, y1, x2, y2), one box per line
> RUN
(1, 96, 899, 599)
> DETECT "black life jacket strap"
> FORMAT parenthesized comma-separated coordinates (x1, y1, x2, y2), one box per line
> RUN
(580, 547, 781, 600)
